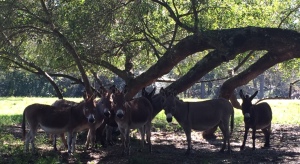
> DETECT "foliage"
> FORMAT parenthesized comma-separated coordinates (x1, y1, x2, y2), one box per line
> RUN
(0, 0, 300, 99)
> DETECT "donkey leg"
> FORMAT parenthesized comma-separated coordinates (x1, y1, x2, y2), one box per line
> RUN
(95, 123, 106, 148)
(71, 133, 78, 153)
(29, 125, 38, 153)
(85, 129, 91, 150)
(67, 132, 73, 155)
(89, 128, 96, 150)
(118, 127, 126, 155)
(240, 126, 249, 150)
(106, 125, 114, 145)
(146, 122, 152, 153)
(251, 128, 257, 150)
(53, 134, 57, 151)
(183, 128, 192, 155)
(24, 130, 31, 152)
(218, 123, 231, 153)
(60, 133, 68, 149)
(262, 125, 271, 148)
(138, 126, 145, 152)
(125, 128, 131, 155)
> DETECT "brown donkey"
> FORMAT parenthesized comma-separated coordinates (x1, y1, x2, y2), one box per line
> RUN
(50, 99, 78, 150)
(161, 88, 234, 155)
(51, 98, 105, 151)
(110, 87, 153, 155)
(22, 95, 101, 154)
(95, 85, 119, 147)
(239, 90, 272, 150)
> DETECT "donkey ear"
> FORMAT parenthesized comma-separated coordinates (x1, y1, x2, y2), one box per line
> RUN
(99, 86, 106, 94)
(110, 94, 114, 102)
(150, 87, 156, 97)
(92, 92, 97, 100)
(123, 85, 128, 94)
(250, 91, 258, 100)
(109, 85, 116, 94)
(142, 87, 147, 96)
(239, 90, 245, 99)
(160, 87, 166, 96)
(82, 90, 88, 100)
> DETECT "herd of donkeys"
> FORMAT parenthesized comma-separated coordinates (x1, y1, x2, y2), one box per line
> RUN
(21, 85, 272, 156)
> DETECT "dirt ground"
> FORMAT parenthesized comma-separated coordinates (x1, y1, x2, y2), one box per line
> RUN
(3, 124, 300, 164)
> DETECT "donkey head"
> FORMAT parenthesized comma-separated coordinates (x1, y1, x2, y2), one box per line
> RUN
(83, 92, 97, 124)
(239, 89, 258, 121)
(161, 88, 178, 123)
(111, 88, 127, 119)
(142, 87, 156, 103)
(99, 85, 115, 117)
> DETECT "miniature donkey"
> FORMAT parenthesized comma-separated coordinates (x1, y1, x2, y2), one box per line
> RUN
(239, 90, 272, 150)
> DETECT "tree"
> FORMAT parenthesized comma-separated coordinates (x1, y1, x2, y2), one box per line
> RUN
(0, 0, 299, 101)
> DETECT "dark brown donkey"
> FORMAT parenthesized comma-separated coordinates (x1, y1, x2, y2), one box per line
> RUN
(161, 88, 234, 155)
(239, 90, 272, 150)
(22, 95, 101, 154)
(110, 87, 153, 155)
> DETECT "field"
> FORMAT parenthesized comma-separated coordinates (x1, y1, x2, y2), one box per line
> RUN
(0, 97, 300, 163)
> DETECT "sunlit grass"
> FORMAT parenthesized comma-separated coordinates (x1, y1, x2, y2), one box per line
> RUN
(0, 97, 82, 115)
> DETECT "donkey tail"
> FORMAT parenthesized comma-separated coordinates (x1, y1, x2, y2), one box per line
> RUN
(21, 110, 26, 141)
(230, 109, 234, 135)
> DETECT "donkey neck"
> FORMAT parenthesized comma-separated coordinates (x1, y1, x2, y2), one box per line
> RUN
(172, 99, 189, 123)
(70, 102, 89, 124)
(151, 94, 164, 118)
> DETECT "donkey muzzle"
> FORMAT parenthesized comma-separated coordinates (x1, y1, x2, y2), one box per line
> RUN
(244, 113, 251, 118)
(166, 113, 173, 123)
(88, 115, 96, 123)
(116, 109, 124, 119)
(103, 108, 111, 117)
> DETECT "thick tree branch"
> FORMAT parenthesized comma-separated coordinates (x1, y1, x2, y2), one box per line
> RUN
(219, 50, 300, 105)
(125, 27, 300, 99)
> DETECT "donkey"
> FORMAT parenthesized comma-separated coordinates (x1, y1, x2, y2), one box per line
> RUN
(141, 87, 160, 120)
(22, 95, 101, 154)
(51, 98, 105, 151)
(239, 90, 272, 150)
(95, 85, 119, 147)
(110, 87, 153, 155)
(50, 99, 79, 151)
(161, 88, 234, 155)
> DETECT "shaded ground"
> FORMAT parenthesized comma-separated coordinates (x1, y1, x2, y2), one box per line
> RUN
(2, 124, 300, 163)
